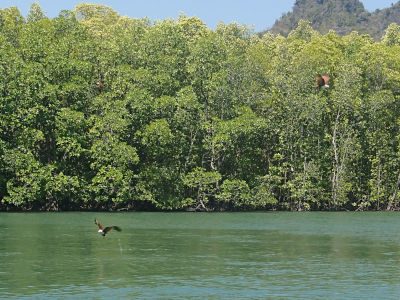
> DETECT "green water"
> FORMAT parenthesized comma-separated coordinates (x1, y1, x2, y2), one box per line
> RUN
(0, 212, 399, 299)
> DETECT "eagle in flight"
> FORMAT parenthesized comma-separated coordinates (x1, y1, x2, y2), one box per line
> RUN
(95, 218, 122, 237)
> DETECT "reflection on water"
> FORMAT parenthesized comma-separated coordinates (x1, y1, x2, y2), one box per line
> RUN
(0, 212, 400, 299)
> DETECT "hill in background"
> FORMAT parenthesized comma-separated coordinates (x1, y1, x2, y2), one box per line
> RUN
(269, 0, 400, 39)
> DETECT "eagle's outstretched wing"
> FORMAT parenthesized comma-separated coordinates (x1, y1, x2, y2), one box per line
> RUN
(103, 226, 122, 234)
(94, 218, 104, 230)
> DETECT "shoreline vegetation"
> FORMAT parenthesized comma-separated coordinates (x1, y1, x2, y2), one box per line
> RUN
(0, 4, 400, 212)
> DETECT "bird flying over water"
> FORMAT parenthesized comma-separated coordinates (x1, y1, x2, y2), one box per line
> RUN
(316, 74, 330, 89)
(95, 218, 122, 237)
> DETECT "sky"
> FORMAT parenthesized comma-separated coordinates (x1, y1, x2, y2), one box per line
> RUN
(0, 0, 397, 32)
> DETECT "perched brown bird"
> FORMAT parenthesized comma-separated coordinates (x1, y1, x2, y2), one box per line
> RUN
(96, 79, 104, 91)
(95, 218, 122, 237)
(96, 73, 105, 92)
(316, 74, 330, 89)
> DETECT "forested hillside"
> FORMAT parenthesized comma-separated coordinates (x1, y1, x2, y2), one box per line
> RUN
(1, 4, 400, 211)
(270, 0, 400, 40)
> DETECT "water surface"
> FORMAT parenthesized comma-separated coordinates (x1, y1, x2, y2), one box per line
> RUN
(1, 212, 399, 299)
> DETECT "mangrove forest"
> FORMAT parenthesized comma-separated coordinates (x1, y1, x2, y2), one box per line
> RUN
(0, 4, 400, 211)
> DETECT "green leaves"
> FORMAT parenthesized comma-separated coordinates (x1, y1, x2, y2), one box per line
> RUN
(139, 119, 173, 157)
(90, 137, 138, 170)
(382, 23, 400, 46)
(3, 149, 52, 207)
(217, 179, 252, 209)
(183, 167, 221, 210)
(89, 166, 133, 205)
(27, 3, 47, 23)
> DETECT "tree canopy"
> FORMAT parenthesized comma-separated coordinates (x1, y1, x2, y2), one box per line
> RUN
(0, 4, 400, 211)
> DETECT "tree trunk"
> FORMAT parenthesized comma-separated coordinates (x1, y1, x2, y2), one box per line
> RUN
(387, 172, 400, 210)
(331, 110, 340, 209)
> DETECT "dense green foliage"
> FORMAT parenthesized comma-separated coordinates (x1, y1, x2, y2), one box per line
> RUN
(0, 4, 400, 211)
(270, 0, 400, 40)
